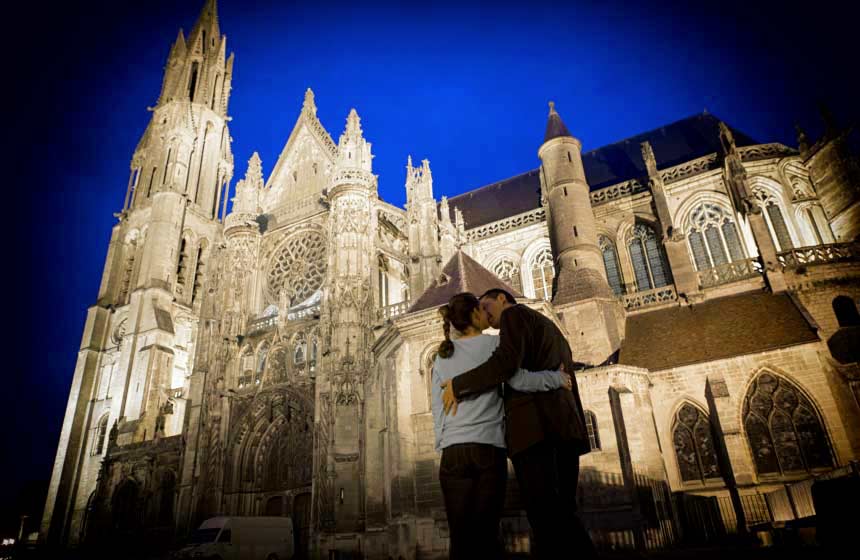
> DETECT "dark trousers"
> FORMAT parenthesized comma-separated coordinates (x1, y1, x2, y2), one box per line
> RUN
(511, 439, 596, 559)
(439, 443, 507, 560)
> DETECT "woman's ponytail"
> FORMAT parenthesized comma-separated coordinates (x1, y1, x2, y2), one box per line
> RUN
(437, 304, 455, 358)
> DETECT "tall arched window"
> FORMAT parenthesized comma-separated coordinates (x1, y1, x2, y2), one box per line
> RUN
(673, 403, 721, 482)
(686, 203, 745, 270)
(585, 411, 601, 451)
(752, 190, 794, 252)
(188, 61, 199, 101)
(743, 372, 832, 475)
(628, 223, 671, 290)
(598, 236, 624, 295)
(492, 257, 522, 294)
(91, 414, 109, 456)
(530, 247, 555, 301)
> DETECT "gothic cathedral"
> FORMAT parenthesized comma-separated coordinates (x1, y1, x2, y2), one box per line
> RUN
(41, 1, 860, 558)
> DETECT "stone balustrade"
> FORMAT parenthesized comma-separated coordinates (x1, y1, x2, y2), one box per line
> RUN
(778, 242, 859, 269)
(621, 284, 678, 311)
(697, 258, 763, 289)
(377, 301, 410, 322)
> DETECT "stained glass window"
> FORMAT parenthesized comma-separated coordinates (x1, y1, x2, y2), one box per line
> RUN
(629, 223, 671, 290)
(531, 248, 555, 301)
(673, 403, 721, 482)
(686, 203, 746, 270)
(743, 373, 832, 476)
(599, 236, 624, 295)
(752, 190, 794, 252)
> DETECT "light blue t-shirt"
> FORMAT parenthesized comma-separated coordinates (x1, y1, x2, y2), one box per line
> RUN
(431, 334, 567, 451)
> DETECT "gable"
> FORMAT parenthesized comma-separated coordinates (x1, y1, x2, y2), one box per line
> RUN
(263, 115, 337, 213)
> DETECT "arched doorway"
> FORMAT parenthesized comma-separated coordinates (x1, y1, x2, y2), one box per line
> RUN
(226, 388, 315, 520)
(112, 479, 142, 532)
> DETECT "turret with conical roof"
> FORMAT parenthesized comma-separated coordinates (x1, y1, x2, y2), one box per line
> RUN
(538, 102, 613, 303)
(538, 102, 623, 365)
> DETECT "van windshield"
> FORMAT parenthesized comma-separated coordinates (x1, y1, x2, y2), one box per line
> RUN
(187, 528, 221, 544)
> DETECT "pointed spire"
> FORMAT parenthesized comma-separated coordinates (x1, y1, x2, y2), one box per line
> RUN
(302, 88, 317, 116)
(232, 152, 263, 214)
(170, 29, 187, 59)
(544, 100, 572, 143)
(407, 154, 413, 170)
(246, 152, 263, 189)
(191, 0, 220, 37)
(346, 109, 363, 138)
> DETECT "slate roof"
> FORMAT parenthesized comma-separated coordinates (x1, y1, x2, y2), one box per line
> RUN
(446, 113, 759, 229)
(617, 292, 819, 371)
(408, 251, 524, 313)
(544, 103, 572, 142)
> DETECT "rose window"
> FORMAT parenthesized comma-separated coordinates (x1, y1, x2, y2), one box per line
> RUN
(266, 232, 327, 305)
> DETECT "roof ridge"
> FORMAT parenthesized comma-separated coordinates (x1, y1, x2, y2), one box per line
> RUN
(447, 168, 540, 201)
(581, 112, 734, 156)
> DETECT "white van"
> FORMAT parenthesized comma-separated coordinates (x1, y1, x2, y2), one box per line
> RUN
(173, 516, 295, 560)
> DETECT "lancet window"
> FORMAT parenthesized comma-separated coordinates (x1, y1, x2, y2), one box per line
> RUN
(530, 248, 555, 301)
(673, 403, 721, 482)
(598, 236, 624, 295)
(628, 223, 671, 290)
(91, 414, 109, 456)
(752, 190, 794, 252)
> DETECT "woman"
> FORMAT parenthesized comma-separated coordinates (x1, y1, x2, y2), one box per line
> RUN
(431, 292, 570, 559)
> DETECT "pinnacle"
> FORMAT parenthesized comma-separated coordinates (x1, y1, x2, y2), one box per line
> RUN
(303, 88, 317, 114)
(543, 100, 572, 143)
(345, 109, 363, 136)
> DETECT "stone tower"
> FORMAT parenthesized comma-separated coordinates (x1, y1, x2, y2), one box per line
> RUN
(40, 0, 234, 545)
(405, 157, 442, 300)
(538, 102, 624, 364)
(316, 109, 377, 546)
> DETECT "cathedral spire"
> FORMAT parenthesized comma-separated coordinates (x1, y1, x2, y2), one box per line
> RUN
(189, 0, 220, 49)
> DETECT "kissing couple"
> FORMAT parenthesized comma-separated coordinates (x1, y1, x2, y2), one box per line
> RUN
(431, 289, 596, 559)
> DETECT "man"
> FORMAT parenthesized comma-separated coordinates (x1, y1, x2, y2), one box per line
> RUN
(440, 288, 595, 559)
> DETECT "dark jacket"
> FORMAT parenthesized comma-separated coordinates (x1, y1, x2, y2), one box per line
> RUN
(450, 303, 590, 457)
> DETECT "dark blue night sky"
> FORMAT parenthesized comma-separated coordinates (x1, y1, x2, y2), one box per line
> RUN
(4, 0, 854, 531)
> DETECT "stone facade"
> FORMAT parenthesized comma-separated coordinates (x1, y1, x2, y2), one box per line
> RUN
(41, 1, 860, 557)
